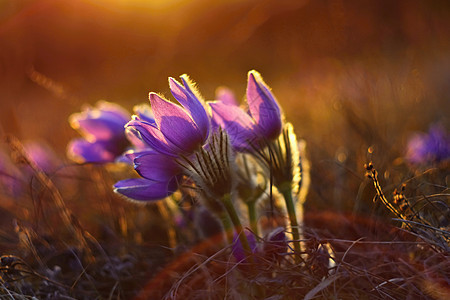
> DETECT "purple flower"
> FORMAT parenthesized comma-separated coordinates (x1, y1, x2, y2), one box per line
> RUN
(67, 101, 152, 163)
(23, 141, 60, 174)
(406, 124, 450, 165)
(114, 150, 182, 201)
(0, 141, 61, 197)
(114, 75, 211, 201)
(126, 75, 210, 157)
(209, 70, 283, 152)
(263, 227, 287, 261)
(232, 230, 258, 262)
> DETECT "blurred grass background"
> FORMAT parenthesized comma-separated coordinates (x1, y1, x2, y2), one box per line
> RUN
(1, 0, 449, 214)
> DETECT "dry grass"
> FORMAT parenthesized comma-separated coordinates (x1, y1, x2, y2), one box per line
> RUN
(0, 1, 449, 298)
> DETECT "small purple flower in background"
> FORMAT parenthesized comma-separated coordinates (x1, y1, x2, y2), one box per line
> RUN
(0, 141, 61, 197)
(114, 75, 211, 201)
(406, 124, 450, 165)
(23, 141, 60, 174)
(67, 101, 153, 163)
(232, 230, 258, 262)
(209, 70, 283, 152)
(263, 227, 288, 261)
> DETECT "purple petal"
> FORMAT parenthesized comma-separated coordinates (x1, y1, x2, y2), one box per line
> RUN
(149, 93, 204, 154)
(96, 101, 131, 123)
(246, 70, 282, 140)
(232, 231, 258, 262)
(23, 141, 60, 173)
(169, 76, 210, 141)
(126, 119, 180, 157)
(118, 149, 154, 164)
(69, 110, 127, 141)
(209, 101, 261, 152)
(133, 103, 156, 124)
(67, 139, 116, 163)
(263, 227, 287, 259)
(124, 127, 148, 150)
(114, 177, 178, 201)
(134, 151, 181, 182)
(216, 86, 238, 106)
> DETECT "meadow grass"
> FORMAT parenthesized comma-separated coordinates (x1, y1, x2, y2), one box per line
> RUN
(0, 48, 448, 299)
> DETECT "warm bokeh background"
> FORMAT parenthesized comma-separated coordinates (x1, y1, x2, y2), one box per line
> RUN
(1, 0, 449, 211)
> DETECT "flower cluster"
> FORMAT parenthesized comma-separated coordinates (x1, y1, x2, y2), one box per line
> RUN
(67, 70, 306, 263)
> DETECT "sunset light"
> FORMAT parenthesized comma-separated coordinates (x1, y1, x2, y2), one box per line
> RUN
(0, 0, 449, 298)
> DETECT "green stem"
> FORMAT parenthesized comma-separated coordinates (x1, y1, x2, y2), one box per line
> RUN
(222, 194, 253, 261)
(279, 184, 302, 264)
(220, 211, 233, 244)
(247, 200, 259, 236)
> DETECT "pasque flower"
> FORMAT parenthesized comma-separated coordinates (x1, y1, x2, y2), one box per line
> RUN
(114, 150, 182, 201)
(114, 75, 212, 201)
(68, 101, 152, 163)
(210, 71, 304, 262)
(125, 75, 210, 157)
(209, 70, 283, 152)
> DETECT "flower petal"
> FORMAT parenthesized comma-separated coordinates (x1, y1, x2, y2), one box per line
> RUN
(133, 103, 156, 125)
(69, 110, 127, 141)
(95, 100, 131, 123)
(67, 139, 116, 163)
(246, 70, 282, 140)
(70, 101, 130, 141)
(118, 149, 153, 164)
(169, 76, 210, 141)
(126, 119, 180, 156)
(149, 93, 204, 154)
(232, 231, 258, 262)
(209, 101, 261, 152)
(134, 151, 181, 182)
(216, 86, 238, 106)
(113, 177, 178, 201)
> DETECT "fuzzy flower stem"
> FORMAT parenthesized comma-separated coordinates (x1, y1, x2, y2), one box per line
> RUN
(279, 183, 302, 264)
(246, 200, 259, 236)
(222, 193, 253, 261)
(219, 211, 234, 244)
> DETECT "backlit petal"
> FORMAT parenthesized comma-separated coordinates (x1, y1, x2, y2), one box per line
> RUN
(247, 70, 282, 140)
(67, 139, 115, 163)
(126, 119, 180, 156)
(149, 93, 204, 154)
(133, 103, 156, 124)
(216, 86, 238, 106)
(169, 76, 210, 140)
(209, 101, 261, 152)
(134, 151, 181, 182)
(69, 111, 126, 141)
(114, 177, 178, 201)
(95, 101, 130, 124)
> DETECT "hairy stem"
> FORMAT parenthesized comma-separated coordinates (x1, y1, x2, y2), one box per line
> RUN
(279, 183, 302, 264)
(220, 211, 234, 244)
(222, 194, 253, 261)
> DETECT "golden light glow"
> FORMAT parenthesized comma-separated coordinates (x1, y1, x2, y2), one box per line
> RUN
(84, 0, 187, 11)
